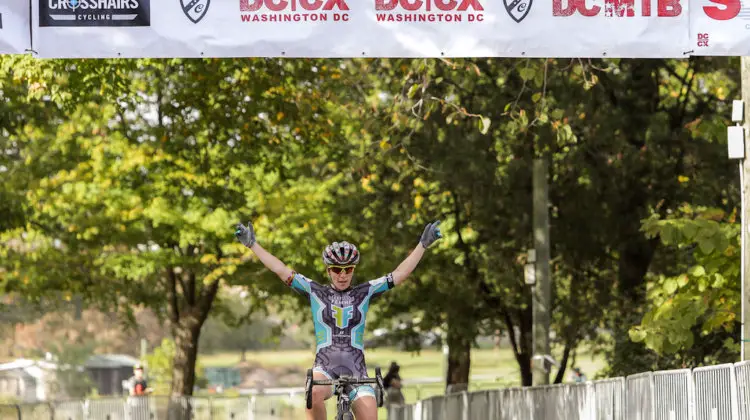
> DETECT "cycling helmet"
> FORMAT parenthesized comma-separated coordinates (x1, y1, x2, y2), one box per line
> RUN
(322, 241, 360, 266)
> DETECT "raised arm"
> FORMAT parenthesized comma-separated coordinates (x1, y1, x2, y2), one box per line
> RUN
(235, 221, 294, 283)
(392, 220, 442, 286)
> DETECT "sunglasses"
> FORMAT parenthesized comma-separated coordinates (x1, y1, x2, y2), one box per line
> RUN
(328, 265, 355, 274)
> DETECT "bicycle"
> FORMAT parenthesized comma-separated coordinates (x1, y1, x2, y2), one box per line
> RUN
(305, 367, 385, 420)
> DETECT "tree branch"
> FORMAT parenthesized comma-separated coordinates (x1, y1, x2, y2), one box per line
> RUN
(187, 272, 197, 306)
(501, 307, 521, 362)
(198, 279, 221, 325)
(166, 267, 180, 326)
(553, 339, 574, 384)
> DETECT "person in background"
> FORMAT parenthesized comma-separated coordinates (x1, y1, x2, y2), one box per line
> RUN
(571, 367, 587, 383)
(130, 364, 152, 396)
(127, 363, 153, 420)
(383, 361, 405, 407)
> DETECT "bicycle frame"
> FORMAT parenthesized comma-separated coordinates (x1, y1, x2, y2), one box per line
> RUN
(305, 367, 385, 419)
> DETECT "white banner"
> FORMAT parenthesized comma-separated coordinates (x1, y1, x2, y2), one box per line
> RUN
(690, 0, 750, 55)
(0, 1, 31, 54)
(32, 0, 691, 58)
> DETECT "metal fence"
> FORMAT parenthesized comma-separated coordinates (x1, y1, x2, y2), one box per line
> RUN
(7, 362, 750, 420)
(388, 360, 750, 420)
(0, 396, 264, 420)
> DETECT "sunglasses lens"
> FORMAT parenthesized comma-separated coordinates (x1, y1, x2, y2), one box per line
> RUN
(329, 266, 354, 274)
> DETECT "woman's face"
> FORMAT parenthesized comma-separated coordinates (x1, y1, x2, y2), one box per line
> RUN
(327, 265, 355, 290)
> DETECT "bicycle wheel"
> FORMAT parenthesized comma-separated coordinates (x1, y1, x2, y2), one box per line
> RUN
(305, 369, 313, 409)
(337, 398, 352, 420)
(375, 367, 384, 407)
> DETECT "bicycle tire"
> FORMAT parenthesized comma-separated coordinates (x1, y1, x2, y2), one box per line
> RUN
(374, 367, 385, 407)
(305, 369, 314, 409)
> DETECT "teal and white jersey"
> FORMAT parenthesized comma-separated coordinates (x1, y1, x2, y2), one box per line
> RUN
(288, 272, 394, 378)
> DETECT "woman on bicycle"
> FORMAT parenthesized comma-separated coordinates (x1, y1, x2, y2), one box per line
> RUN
(235, 220, 442, 420)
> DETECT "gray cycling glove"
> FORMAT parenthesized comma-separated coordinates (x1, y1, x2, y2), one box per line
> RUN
(235, 221, 256, 248)
(419, 220, 442, 248)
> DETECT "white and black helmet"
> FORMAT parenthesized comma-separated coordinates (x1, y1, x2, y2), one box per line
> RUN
(322, 241, 360, 266)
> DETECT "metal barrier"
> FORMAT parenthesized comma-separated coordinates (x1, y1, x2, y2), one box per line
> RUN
(0, 396, 258, 420)
(10, 361, 750, 420)
(694, 363, 737, 420)
(387, 360, 750, 420)
(626, 371, 654, 420)
(735, 361, 750, 420)
(593, 377, 625, 420)
(653, 368, 693, 420)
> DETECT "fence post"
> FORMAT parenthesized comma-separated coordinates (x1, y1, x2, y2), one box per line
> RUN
(650, 373, 656, 420)
(731, 364, 740, 420)
(14, 404, 21, 420)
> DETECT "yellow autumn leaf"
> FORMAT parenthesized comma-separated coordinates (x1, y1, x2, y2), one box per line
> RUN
(361, 177, 374, 193)
(415, 194, 424, 209)
(200, 254, 218, 264)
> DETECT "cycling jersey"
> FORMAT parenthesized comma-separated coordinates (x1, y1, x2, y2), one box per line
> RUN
(287, 272, 394, 385)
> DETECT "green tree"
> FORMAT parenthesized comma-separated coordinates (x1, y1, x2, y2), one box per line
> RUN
(629, 206, 739, 365)
(0, 57, 347, 396)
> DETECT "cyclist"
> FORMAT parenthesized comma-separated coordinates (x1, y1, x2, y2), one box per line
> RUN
(235, 220, 442, 420)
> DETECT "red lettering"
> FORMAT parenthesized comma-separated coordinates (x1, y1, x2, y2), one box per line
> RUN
(375, 0, 481, 11)
(435, 0, 457, 10)
(241, 0, 348, 10)
(605, 0, 634, 16)
(658, 0, 680, 16)
(300, 0, 322, 9)
(266, 0, 288, 11)
(552, 0, 598, 16)
(401, 0, 423, 11)
(375, 0, 397, 9)
(553, 0, 681, 16)
(552, 0, 576, 15)
(457, 0, 483, 10)
(240, 0, 263, 11)
(703, 0, 740, 20)
(238, 0, 288, 10)
(697, 33, 709, 47)
(323, 0, 349, 9)
(578, 0, 600, 16)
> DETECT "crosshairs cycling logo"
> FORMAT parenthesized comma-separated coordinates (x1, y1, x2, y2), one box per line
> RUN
(39, 0, 151, 27)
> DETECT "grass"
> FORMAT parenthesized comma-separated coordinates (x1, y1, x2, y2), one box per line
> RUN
(198, 345, 606, 419)
(199, 343, 607, 388)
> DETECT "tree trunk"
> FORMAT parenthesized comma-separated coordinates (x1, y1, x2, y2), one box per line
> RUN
(499, 296, 534, 386)
(240, 347, 247, 362)
(553, 341, 573, 384)
(165, 266, 220, 398)
(445, 320, 471, 394)
(167, 314, 204, 420)
(171, 314, 202, 396)
(518, 352, 532, 386)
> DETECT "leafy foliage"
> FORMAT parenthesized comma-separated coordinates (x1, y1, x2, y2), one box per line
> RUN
(630, 207, 739, 362)
(0, 54, 742, 391)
